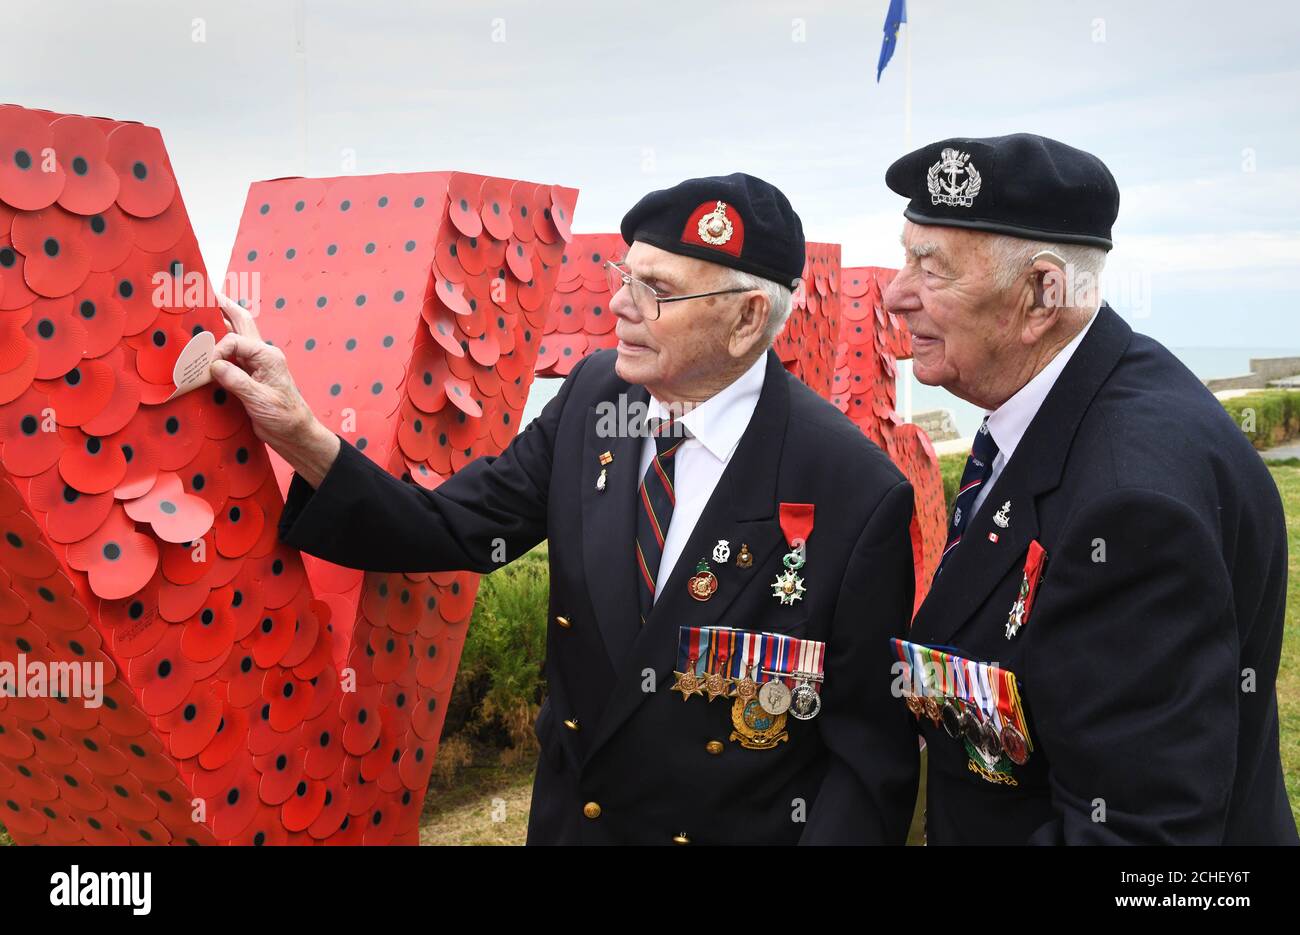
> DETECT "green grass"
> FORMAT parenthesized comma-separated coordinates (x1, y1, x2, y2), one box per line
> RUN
(1270, 461, 1300, 827)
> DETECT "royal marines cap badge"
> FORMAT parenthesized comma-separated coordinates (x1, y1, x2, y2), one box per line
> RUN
(697, 200, 735, 245)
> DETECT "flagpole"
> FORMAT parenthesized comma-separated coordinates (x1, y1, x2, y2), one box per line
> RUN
(901, 13, 914, 424)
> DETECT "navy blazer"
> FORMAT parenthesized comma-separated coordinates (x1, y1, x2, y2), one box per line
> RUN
(278, 348, 921, 844)
(910, 304, 1298, 844)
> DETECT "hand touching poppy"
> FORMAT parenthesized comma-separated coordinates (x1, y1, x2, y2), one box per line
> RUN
(208, 293, 338, 486)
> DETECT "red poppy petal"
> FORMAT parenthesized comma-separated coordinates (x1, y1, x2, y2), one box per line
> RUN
(50, 115, 119, 216)
(0, 105, 66, 211)
(106, 123, 176, 219)
(11, 207, 91, 298)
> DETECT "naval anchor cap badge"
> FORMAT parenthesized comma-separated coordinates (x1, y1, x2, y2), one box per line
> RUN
(927, 148, 982, 208)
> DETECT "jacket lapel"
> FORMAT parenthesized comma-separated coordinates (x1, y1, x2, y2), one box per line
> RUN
(581, 386, 651, 666)
(911, 303, 1133, 646)
(585, 350, 791, 761)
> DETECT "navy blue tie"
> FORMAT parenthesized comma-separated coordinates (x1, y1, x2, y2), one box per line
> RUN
(938, 417, 999, 573)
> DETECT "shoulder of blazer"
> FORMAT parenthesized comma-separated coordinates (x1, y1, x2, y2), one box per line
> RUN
(773, 371, 908, 520)
(1078, 329, 1270, 502)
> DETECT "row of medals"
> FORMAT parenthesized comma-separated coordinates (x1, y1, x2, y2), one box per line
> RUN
(675, 661, 822, 752)
(674, 663, 821, 720)
(905, 690, 1028, 767)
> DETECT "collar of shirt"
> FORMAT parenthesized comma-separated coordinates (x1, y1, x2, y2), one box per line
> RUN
(984, 309, 1099, 460)
(646, 352, 767, 462)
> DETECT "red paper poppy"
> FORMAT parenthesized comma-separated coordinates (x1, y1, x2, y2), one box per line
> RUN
(444, 376, 482, 418)
(177, 592, 236, 664)
(130, 394, 205, 472)
(157, 684, 223, 760)
(262, 667, 313, 734)
(127, 314, 194, 386)
(0, 300, 32, 371)
(10, 207, 91, 298)
(447, 173, 484, 238)
(106, 123, 176, 219)
(0, 106, 66, 212)
(34, 356, 114, 427)
(197, 698, 248, 771)
(49, 115, 119, 216)
(0, 235, 39, 311)
(423, 306, 466, 359)
(208, 493, 261, 559)
(339, 683, 384, 757)
(509, 181, 538, 243)
(434, 234, 466, 283)
(79, 206, 133, 272)
(129, 189, 186, 253)
(109, 248, 167, 336)
(549, 185, 578, 243)
(27, 459, 114, 544)
(66, 504, 158, 600)
(122, 471, 215, 544)
(207, 759, 260, 839)
(504, 236, 535, 283)
(0, 385, 62, 477)
(66, 273, 127, 358)
(99, 769, 157, 823)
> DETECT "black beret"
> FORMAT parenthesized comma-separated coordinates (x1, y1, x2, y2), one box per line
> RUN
(885, 133, 1119, 250)
(620, 172, 806, 288)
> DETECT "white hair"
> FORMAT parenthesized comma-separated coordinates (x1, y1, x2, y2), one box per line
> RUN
(984, 234, 1107, 314)
(722, 267, 794, 346)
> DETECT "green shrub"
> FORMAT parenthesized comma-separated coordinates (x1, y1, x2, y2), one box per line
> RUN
(1221, 391, 1300, 451)
(444, 544, 550, 759)
(939, 452, 966, 515)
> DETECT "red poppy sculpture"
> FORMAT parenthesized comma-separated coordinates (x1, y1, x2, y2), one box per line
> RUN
(0, 103, 577, 844)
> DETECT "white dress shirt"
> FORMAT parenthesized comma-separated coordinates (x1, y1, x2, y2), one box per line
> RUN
(970, 311, 1099, 520)
(639, 353, 767, 600)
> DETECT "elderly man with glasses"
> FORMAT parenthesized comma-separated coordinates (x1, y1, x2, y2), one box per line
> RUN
(211, 172, 921, 845)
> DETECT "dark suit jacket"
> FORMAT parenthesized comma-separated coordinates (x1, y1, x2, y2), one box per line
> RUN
(278, 348, 921, 844)
(910, 304, 1297, 844)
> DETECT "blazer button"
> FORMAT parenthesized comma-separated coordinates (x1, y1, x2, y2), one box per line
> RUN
(555, 615, 571, 629)
(564, 718, 580, 731)
(673, 832, 691, 845)
(583, 801, 602, 819)
(705, 740, 724, 755)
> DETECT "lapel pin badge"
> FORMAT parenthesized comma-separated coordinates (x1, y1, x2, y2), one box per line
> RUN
(596, 450, 613, 492)
(688, 557, 719, 602)
(712, 539, 730, 563)
(993, 500, 1011, 528)
(736, 543, 753, 568)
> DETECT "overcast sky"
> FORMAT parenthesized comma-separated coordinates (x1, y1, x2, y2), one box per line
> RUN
(5, 0, 1298, 351)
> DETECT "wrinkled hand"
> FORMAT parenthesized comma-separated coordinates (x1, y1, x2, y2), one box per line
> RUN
(209, 292, 316, 451)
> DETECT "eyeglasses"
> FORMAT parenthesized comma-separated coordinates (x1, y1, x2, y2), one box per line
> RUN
(604, 259, 753, 321)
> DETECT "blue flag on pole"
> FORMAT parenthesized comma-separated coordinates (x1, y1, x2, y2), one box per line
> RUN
(877, 0, 907, 82)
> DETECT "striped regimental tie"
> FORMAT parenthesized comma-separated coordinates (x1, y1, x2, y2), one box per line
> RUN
(635, 417, 686, 625)
(938, 416, 1000, 573)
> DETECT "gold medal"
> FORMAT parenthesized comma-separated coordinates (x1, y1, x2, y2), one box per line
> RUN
(729, 696, 788, 750)
(736, 543, 753, 568)
(733, 676, 758, 703)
